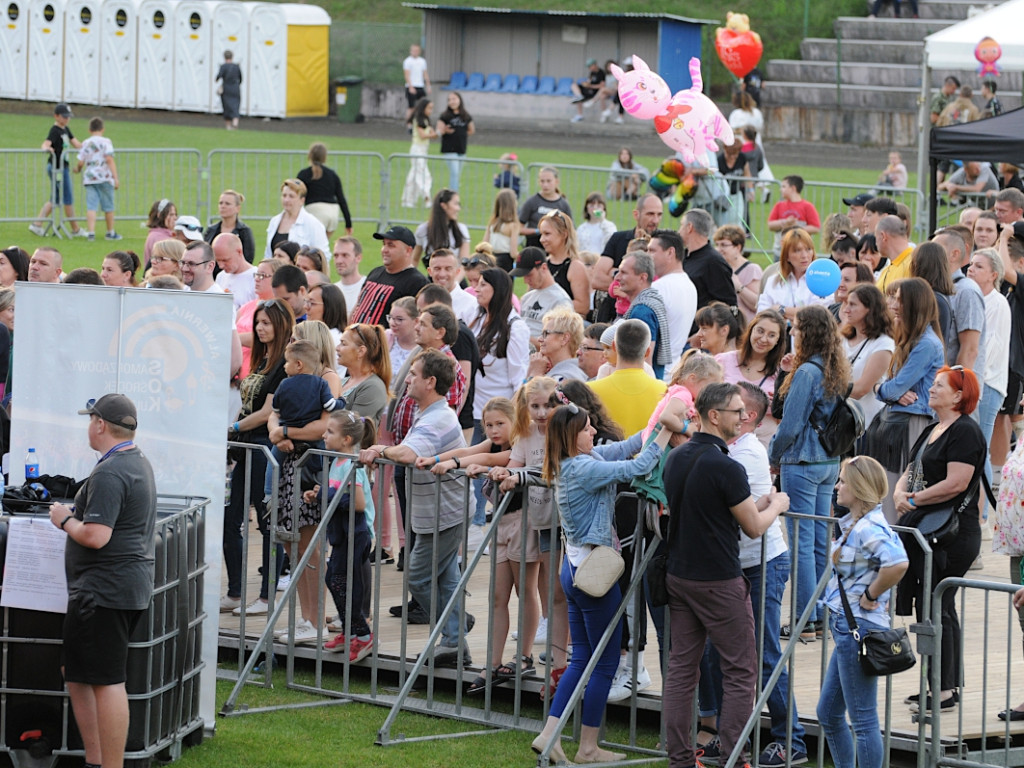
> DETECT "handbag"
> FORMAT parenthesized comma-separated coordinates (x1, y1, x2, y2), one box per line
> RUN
(835, 569, 916, 677)
(571, 545, 624, 598)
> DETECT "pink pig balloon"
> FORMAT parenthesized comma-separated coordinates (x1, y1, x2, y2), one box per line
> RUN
(609, 55, 671, 121)
(653, 58, 735, 166)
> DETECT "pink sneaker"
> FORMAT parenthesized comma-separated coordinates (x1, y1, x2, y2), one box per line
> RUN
(348, 634, 374, 663)
(323, 633, 348, 652)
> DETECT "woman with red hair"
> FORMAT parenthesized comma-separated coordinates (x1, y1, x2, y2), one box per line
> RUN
(892, 365, 985, 714)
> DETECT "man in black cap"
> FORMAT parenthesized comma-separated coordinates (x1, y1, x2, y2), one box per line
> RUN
(49, 394, 156, 768)
(30, 103, 85, 238)
(514, 246, 572, 343)
(349, 225, 427, 325)
(842, 192, 873, 237)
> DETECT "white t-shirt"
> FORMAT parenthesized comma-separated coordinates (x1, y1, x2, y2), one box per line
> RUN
(520, 282, 573, 337)
(846, 334, 895, 428)
(757, 272, 832, 312)
(729, 431, 787, 569)
(982, 289, 1011, 396)
(414, 221, 470, 257)
(509, 425, 554, 529)
(450, 284, 479, 327)
(403, 55, 428, 88)
(335, 276, 366, 322)
(652, 270, 698, 369)
(215, 265, 257, 310)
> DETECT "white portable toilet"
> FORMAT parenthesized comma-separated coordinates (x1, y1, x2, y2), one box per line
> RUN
(99, 0, 138, 107)
(248, 3, 329, 119)
(136, 0, 175, 109)
(0, 0, 30, 98)
(63, 0, 101, 104)
(172, 0, 213, 111)
(27, 0, 65, 102)
(209, 0, 248, 115)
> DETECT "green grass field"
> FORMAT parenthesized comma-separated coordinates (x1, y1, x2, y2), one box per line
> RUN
(0, 110, 908, 277)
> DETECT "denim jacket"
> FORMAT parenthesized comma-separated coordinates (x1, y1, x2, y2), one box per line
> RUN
(556, 432, 662, 548)
(769, 355, 839, 466)
(876, 326, 943, 417)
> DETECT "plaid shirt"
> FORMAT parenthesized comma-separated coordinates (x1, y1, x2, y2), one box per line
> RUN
(392, 345, 466, 442)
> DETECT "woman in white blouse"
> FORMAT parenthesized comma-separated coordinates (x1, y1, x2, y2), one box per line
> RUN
(757, 228, 831, 321)
(264, 179, 329, 261)
(839, 284, 895, 429)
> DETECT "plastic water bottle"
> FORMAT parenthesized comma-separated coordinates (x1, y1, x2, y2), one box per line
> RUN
(25, 448, 39, 480)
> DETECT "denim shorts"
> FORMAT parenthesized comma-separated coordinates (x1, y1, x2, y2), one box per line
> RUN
(85, 182, 115, 212)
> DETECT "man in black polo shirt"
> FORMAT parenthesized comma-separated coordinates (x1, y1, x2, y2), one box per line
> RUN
(662, 382, 789, 768)
(679, 208, 738, 340)
(592, 194, 665, 322)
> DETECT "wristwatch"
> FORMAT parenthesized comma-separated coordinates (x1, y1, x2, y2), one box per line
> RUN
(283, 425, 289, 438)
(863, 588, 876, 602)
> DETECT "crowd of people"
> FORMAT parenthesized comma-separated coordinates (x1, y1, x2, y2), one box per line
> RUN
(15, 92, 1024, 768)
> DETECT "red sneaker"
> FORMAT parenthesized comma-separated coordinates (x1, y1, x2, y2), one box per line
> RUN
(348, 634, 374, 663)
(323, 633, 348, 652)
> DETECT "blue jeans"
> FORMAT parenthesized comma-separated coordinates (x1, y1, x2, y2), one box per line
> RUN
(470, 420, 487, 526)
(550, 555, 623, 726)
(817, 612, 886, 768)
(745, 551, 807, 752)
(782, 461, 839, 623)
(443, 152, 464, 192)
(46, 163, 73, 205)
(978, 384, 1001, 518)
(406, 523, 464, 647)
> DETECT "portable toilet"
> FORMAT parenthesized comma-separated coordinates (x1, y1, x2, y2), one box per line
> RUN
(63, 0, 101, 104)
(209, 0, 248, 115)
(248, 2, 329, 118)
(172, 0, 213, 111)
(0, 0, 30, 98)
(136, 0, 175, 109)
(99, 0, 137, 107)
(27, 0, 65, 102)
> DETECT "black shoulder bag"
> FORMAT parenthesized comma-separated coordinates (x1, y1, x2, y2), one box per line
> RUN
(835, 569, 916, 677)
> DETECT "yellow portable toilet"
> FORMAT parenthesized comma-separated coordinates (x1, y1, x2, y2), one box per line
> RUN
(99, 0, 137, 107)
(27, 0, 65, 101)
(0, 0, 30, 98)
(248, 2, 329, 118)
(63, 0, 101, 104)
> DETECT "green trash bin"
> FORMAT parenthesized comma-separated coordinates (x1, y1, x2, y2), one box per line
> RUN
(334, 77, 364, 123)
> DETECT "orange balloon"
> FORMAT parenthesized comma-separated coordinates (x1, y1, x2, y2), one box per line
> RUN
(715, 29, 763, 79)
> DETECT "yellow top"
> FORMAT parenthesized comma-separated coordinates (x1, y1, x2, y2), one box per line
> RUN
(876, 245, 914, 294)
(588, 368, 667, 436)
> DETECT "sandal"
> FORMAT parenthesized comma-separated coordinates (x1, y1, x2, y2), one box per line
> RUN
(466, 673, 491, 695)
(539, 665, 567, 700)
(495, 655, 535, 681)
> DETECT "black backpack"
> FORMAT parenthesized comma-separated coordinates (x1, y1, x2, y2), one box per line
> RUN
(808, 361, 865, 458)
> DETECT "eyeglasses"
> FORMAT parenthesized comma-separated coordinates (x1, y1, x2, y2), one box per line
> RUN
(180, 259, 210, 268)
(540, 329, 565, 338)
(151, 256, 178, 264)
(305, 299, 323, 308)
(350, 324, 372, 348)
(261, 299, 282, 311)
(254, 272, 272, 281)
(579, 345, 603, 353)
(461, 257, 485, 269)
(713, 407, 746, 416)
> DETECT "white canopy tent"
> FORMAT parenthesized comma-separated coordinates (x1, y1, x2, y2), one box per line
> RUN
(916, 0, 1024, 228)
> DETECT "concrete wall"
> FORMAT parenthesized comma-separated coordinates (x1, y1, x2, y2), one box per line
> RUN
(765, 105, 922, 147)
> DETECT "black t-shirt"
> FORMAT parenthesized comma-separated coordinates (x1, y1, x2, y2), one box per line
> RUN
(239, 358, 287, 440)
(204, 219, 256, 263)
(717, 151, 749, 194)
(911, 415, 986, 515)
(1002, 274, 1024, 376)
(601, 230, 635, 270)
(440, 112, 471, 155)
(683, 243, 739, 332)
(350, 266, 428, 326)
(519, 194, 573, 249)
(452, 321, 481, 430)
(297, 165, 353, 229)
(664, 433, 751, 581)
(46, 123, 74, 166)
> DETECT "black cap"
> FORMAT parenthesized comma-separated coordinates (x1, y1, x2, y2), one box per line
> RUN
(78, 394, 138, 430)
(55, 103, 73, 118)
(510, 247, 548, 277)
(1014, 221, 1024, 242)
(372, 226, 416, 248)
(842, 192, 873, 207)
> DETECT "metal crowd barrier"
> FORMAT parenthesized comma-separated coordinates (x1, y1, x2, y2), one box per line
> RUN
(0, 149, 68, 236)
(205, 150, 387, 232)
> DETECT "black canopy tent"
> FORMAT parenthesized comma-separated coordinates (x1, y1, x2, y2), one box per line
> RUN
(929, 107, 1024, 234)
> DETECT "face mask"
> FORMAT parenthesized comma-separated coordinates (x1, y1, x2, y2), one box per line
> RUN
(832, 486, 850, 519)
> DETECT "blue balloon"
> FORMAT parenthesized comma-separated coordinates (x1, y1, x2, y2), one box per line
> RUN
(805, 258, 841, 298)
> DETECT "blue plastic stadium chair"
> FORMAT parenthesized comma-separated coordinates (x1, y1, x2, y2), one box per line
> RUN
(536, 76, 556, 95)
(500, 74, 520, 93)
(519, 75, 538, 94)
(482, 73, 502, 92)
(443, 71, 467, 91)
(464, 72, 485, 91)
(555, 77, 575, 97)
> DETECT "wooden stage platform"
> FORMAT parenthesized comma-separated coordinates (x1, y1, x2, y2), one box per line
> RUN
(216, 519, 1024, 754)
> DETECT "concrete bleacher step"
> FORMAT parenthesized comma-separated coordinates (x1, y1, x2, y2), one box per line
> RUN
(834, 16, 956, 41)
(768, 60, 1024, 89)
(914, 0, 995, 19)
(765, 80, 1021, 111)
(800, 38, 924, 65)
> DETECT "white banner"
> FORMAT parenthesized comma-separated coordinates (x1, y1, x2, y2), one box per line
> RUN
(10, 282, 232, 736)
